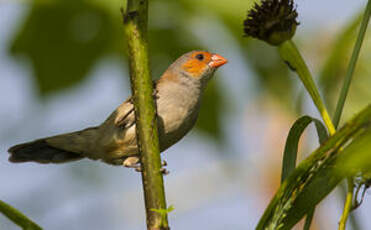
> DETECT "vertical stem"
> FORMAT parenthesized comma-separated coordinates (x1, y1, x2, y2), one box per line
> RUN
(339, 183, 362, 230)
(122, 1, 169, 229)
(339, 179, 355, 230)
(333, 0, 371, 128)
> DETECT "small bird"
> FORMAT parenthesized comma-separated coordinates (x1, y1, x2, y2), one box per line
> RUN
(8, 51, 227, 170)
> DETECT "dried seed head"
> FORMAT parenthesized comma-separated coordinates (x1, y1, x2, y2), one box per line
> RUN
(244, 0, 299, 45)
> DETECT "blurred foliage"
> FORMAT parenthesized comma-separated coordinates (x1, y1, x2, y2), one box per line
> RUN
(319, 14, 362, 105)
(247, 41, 294, 111)
(11, 0, 117, 95)
(196, 80, 223, 141)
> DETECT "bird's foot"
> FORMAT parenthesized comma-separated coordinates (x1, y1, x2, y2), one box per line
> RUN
(134, 166, 142, 172)
(152, 88, 159, 99)
(123, 157, 169, 175)
(123, 156, 141, 172)
(160, 160, 169, 175)
(160, 167, 170, 175)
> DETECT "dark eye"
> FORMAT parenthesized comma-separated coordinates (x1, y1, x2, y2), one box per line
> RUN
(195, 53, 204, 61)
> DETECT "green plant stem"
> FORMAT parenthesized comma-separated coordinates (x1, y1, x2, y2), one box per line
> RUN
(333, 0, 371, 128)
(339, 182, 362, 230)
(278, 40, 336, 135)
(339, 178, 355, 230)
(122, 0, 169, 229)
(0, 200, 42, 230)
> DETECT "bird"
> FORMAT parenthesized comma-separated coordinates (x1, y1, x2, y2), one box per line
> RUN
(8, 50, 228, 171)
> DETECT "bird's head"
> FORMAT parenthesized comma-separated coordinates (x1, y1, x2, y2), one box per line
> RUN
(160, 51, 228, 86)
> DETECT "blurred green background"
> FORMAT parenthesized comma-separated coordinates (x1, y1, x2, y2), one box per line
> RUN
(0, 0, 370, 229)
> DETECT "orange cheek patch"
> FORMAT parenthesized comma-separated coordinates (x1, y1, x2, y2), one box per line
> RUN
(182, 60, 206, 78)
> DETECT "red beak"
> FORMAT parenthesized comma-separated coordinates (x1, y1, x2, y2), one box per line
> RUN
(209, 54, 228, 68)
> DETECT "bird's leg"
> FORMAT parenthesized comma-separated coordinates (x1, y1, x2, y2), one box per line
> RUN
(123, 157, 169, 174)
(160, 168, 170, 175)
(152, 81, 159, 99)
(152, 89, 159, 99)
(123, 156, 141, 172)
(151, 86, 159, 139)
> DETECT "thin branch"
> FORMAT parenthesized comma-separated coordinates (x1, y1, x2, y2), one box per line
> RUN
(338, 179, 355, 230)
(122, 0, 169, 229)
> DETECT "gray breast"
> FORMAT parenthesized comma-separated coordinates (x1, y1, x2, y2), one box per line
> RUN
(155, 80, 202, 151)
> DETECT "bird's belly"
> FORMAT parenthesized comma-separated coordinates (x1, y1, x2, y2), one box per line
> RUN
(158, 106, 199, 151)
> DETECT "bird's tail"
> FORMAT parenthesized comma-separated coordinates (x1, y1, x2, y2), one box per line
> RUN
(8, 127, 99, 164)
(8, 139, 83, 163)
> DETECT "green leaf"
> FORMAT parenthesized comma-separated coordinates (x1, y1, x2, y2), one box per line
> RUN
(303, 208, 314, 230)
(281, 116, 328, 183)
(0, 200, 42, 230)
(10, 0, 115, 96)
(257, 104, 371, 230)
(339, 131, 371, 174)
(151, 205, 174, 215)
(151, 205, 174, 227)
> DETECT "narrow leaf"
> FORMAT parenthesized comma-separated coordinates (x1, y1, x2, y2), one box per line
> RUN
(303, 208, 315, 230)
(281, 116, 328, 183)
(333, 0, 371, 128)
(0, 200, 42, 230)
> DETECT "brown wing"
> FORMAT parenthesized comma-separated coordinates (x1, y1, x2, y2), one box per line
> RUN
(113, 97, 135, 129)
